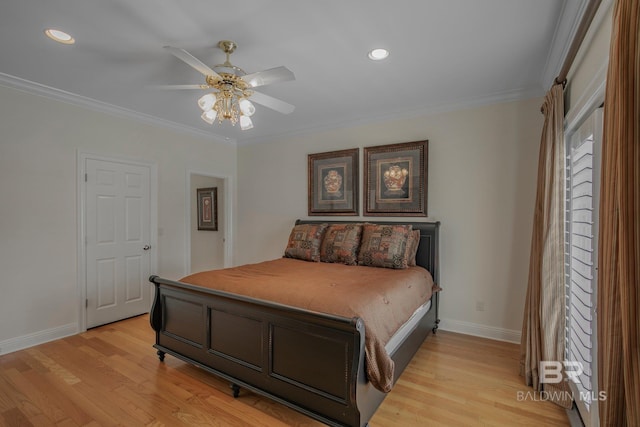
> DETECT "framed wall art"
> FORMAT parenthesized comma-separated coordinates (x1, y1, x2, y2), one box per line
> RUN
(197, 187, 218, 230)
(363, 140, 428, 216)
(308, 148, 359, 216)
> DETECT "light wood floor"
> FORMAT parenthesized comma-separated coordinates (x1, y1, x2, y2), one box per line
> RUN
(0, 315, 568, 426)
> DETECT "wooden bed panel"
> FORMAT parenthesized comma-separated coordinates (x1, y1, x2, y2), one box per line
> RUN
(162, 294, 205, 348)
(271, 324, 352, 401)
(209, 309, 263, 370)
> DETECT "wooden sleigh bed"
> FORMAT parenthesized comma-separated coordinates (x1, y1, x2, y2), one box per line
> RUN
(149, 220, 440, 427)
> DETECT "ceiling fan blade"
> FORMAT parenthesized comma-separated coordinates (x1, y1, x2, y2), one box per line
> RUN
(149, 84, 207, 90)
(242, 66, 295, 88)
(164, 46, 220, 78)
(250, 91, 295, 115)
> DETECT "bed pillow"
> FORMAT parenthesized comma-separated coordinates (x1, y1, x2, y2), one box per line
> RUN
(358, 224, 412, 269)
(405, 229, 420, 267)
(320, 223, 363, 265)
(284, 223, 328, 262)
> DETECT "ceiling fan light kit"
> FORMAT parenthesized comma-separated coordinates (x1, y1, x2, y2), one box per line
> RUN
(162, 40, 295, 130)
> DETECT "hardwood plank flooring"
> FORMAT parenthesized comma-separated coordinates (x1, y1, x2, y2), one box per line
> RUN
(0, 316, 568, 426)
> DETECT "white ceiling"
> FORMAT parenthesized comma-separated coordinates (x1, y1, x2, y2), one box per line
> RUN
(0, 0, 586, 145)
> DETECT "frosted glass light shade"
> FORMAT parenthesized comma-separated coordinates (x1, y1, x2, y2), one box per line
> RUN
(239, 98, 255, 116)
(201, 109, 217, 124)
(240, 115, 253, 130)
(198, 93, 216, 111)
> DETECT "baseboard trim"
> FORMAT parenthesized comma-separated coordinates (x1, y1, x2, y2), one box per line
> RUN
(0, 319, 520, 355)
(0, 323, 78, 355)
(439, 318, 521, 344)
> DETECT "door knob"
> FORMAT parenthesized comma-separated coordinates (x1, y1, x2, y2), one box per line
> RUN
(143, 245, 151, 251)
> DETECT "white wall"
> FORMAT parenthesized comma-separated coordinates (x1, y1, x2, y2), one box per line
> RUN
(237, 97, 543, 341)
(0, 85, 236, 352)
(190, 174, 225, 273)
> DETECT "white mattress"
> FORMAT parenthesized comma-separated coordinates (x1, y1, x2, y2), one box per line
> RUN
(385, 299, 432, 354)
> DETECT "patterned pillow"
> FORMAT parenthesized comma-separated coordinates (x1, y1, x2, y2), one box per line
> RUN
(320, 223, 363, 265)
(405, 229, 420, 267)
(358, 224, 412, 269)
(284, 223, 328, 262)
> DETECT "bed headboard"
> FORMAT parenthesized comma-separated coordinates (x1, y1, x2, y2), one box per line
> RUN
(295, 220, 440, 285)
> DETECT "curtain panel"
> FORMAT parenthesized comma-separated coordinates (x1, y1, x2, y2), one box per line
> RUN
(597, 0, 640, 425)
(520, 83, 572, 408)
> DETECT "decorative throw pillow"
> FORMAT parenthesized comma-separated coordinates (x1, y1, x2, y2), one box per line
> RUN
(358, 224, 412, 269)
(320, 223, 363, 265)
(405, 229, 420, 267)
(284, 223, 328, 262)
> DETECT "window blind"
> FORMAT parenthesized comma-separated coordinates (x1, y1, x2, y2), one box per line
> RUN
(564, 108, 601, 427)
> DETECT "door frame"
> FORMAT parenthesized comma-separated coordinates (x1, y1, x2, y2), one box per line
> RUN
(185, 170, 233, 275)
(76, 151, 158, 332)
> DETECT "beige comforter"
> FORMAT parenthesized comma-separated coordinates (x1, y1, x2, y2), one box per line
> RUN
(180, 258, 434, 392)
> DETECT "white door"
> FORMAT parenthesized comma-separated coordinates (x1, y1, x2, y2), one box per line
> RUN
(85, 158, 152, 328)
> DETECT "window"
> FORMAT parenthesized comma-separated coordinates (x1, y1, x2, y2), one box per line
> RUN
(564, 107, 602, 427)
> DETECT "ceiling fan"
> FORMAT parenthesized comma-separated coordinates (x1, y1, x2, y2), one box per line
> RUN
(158, 40, 295, 130)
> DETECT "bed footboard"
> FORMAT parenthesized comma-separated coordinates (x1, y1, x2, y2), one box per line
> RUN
(149, 275, 366, 427)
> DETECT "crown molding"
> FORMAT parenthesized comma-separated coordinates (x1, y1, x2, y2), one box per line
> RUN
(0, 72, 236, 145)
(239, 84, 544, 147)
(0, 71, 544, 149)
(541, 0, 590, 89)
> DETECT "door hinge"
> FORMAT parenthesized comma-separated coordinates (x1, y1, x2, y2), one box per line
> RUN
(86, 299, 88, 308)
(85, 173, 88, 182)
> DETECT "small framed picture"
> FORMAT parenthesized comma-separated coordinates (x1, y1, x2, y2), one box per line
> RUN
(364, 140, 428, 216)
(197, 187, 218, 230)
(308, 148, 359, 216)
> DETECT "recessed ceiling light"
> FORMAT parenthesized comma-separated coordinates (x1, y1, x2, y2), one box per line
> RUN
(44, 29, 75, 45)
(368, 48, 389, 61)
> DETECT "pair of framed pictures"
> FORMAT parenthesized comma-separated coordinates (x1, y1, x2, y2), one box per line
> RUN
(308, 140, 428, 217)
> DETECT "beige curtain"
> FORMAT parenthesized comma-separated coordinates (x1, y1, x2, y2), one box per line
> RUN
(597, 0, 640, 425)
(520, 83, 572, 408)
